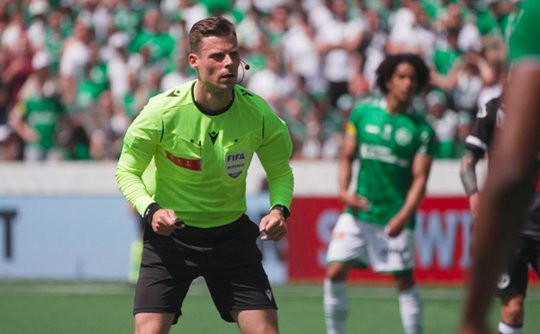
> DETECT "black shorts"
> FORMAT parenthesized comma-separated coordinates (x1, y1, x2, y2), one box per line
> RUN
(496, 235, 540, 298)
(134, 214, 277, 323)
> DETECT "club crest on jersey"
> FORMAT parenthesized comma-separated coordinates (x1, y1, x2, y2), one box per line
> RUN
(225, 151, 246, 178)
(395, 128, 412, 146)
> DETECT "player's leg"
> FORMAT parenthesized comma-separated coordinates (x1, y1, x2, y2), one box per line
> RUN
(496, 239, 528, 334)
(368, 225, 421, 334)
(324, 213, 367, 334)
(231, 309, 278, 334)
(499, 295, 525, 334)
(394, 271, 422, 334)
(324, 262, 354, 334)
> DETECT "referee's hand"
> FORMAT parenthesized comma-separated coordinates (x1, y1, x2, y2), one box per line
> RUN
(259, 210, 287, 241)
(151, 208, 179, 236)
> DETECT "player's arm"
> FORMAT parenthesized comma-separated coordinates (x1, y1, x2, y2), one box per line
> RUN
(460, 150, 482, 221)
(338, 122, 356, 202)
(338, 122, 369, 211)
(338, 124, 356, 203)
(460, 98, 495, 220)
(386, 153, 433, 237)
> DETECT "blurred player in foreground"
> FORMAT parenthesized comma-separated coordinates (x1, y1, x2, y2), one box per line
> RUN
(116, 16, 293, 334)
(458, 0, 540, 333)
(460, 94, 540, 334)
(324, 53, 437, 334)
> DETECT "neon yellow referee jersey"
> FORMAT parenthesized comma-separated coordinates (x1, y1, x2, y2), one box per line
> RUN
(116, 81, 294, 228)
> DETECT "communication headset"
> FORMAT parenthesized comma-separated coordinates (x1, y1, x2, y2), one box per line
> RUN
(240, 59, 250, 70)
(237, 59, 251, 83)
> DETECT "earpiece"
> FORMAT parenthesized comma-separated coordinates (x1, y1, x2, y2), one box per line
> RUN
(237, 59, 251, 84)
(240, 59, 250, 70)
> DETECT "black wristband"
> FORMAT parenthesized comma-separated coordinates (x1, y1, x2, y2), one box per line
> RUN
(271, 205, 290, 219)
(143, 203, 161, 224)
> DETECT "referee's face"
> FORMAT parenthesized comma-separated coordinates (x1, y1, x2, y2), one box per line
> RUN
(189, 33, 240, 92)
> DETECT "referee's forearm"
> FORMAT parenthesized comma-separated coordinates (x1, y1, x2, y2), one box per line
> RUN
(116, 169, 155, 216)
(267, 169, 294, 208)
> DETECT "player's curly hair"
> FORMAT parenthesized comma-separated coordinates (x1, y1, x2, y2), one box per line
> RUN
(375, 53, 430, 94)
(189, 16, 237, 54)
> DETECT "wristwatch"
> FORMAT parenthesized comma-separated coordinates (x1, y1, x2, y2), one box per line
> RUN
(271, 205, 290, 219)
(143, 202, 161, 224)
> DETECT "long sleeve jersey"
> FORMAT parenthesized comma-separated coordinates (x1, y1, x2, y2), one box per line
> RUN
(116, 81, 294, 227)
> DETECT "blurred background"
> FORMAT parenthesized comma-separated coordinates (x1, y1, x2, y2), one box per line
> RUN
(0, 0, 513, 162)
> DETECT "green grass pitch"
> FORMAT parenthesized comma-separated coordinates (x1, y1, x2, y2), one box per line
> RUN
(1, 280, 539, 333)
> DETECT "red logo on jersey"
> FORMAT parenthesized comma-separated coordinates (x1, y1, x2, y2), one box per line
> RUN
(166, 151, 202, 171)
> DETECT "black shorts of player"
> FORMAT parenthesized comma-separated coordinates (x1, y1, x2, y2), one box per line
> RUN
(496, 235, 540, 298)
(134, 214, 277, 324)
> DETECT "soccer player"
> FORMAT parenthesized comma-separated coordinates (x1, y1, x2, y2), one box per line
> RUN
(324, 53, 437, 334)
(460, 95, 540, 334)
(458, 1, 540, 333)
(115, 16, 294, 334)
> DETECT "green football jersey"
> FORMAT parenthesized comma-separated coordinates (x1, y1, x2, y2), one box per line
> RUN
(22, 97, 64, 150)
(509, 0, 540, 63)
(347, 99, 437, 229)
(116, 81, 294, 228)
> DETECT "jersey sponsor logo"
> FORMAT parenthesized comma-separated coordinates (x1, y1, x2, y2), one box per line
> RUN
(166, 151, 202, 171)
(395, 128, 413, 146)
(225, 151, 246, 178)
(208, 131, 219, 144)
(360, 144, 409, 167)
(382, 124, 392, 140)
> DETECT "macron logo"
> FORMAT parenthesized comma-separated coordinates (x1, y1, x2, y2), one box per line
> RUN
(208, 131, 219, 144)
(265, 289, 273, 301)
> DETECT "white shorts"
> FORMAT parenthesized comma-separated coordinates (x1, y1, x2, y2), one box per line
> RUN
(325, 213, 415, 273)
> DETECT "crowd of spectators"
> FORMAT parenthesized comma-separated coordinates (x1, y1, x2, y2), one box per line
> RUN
(0, 0, 517, 161)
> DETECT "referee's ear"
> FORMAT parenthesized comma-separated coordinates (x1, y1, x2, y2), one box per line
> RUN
(188, 53, 198, 72)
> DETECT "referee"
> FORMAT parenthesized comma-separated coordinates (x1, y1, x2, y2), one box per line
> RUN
(116, 16, 294, 334)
